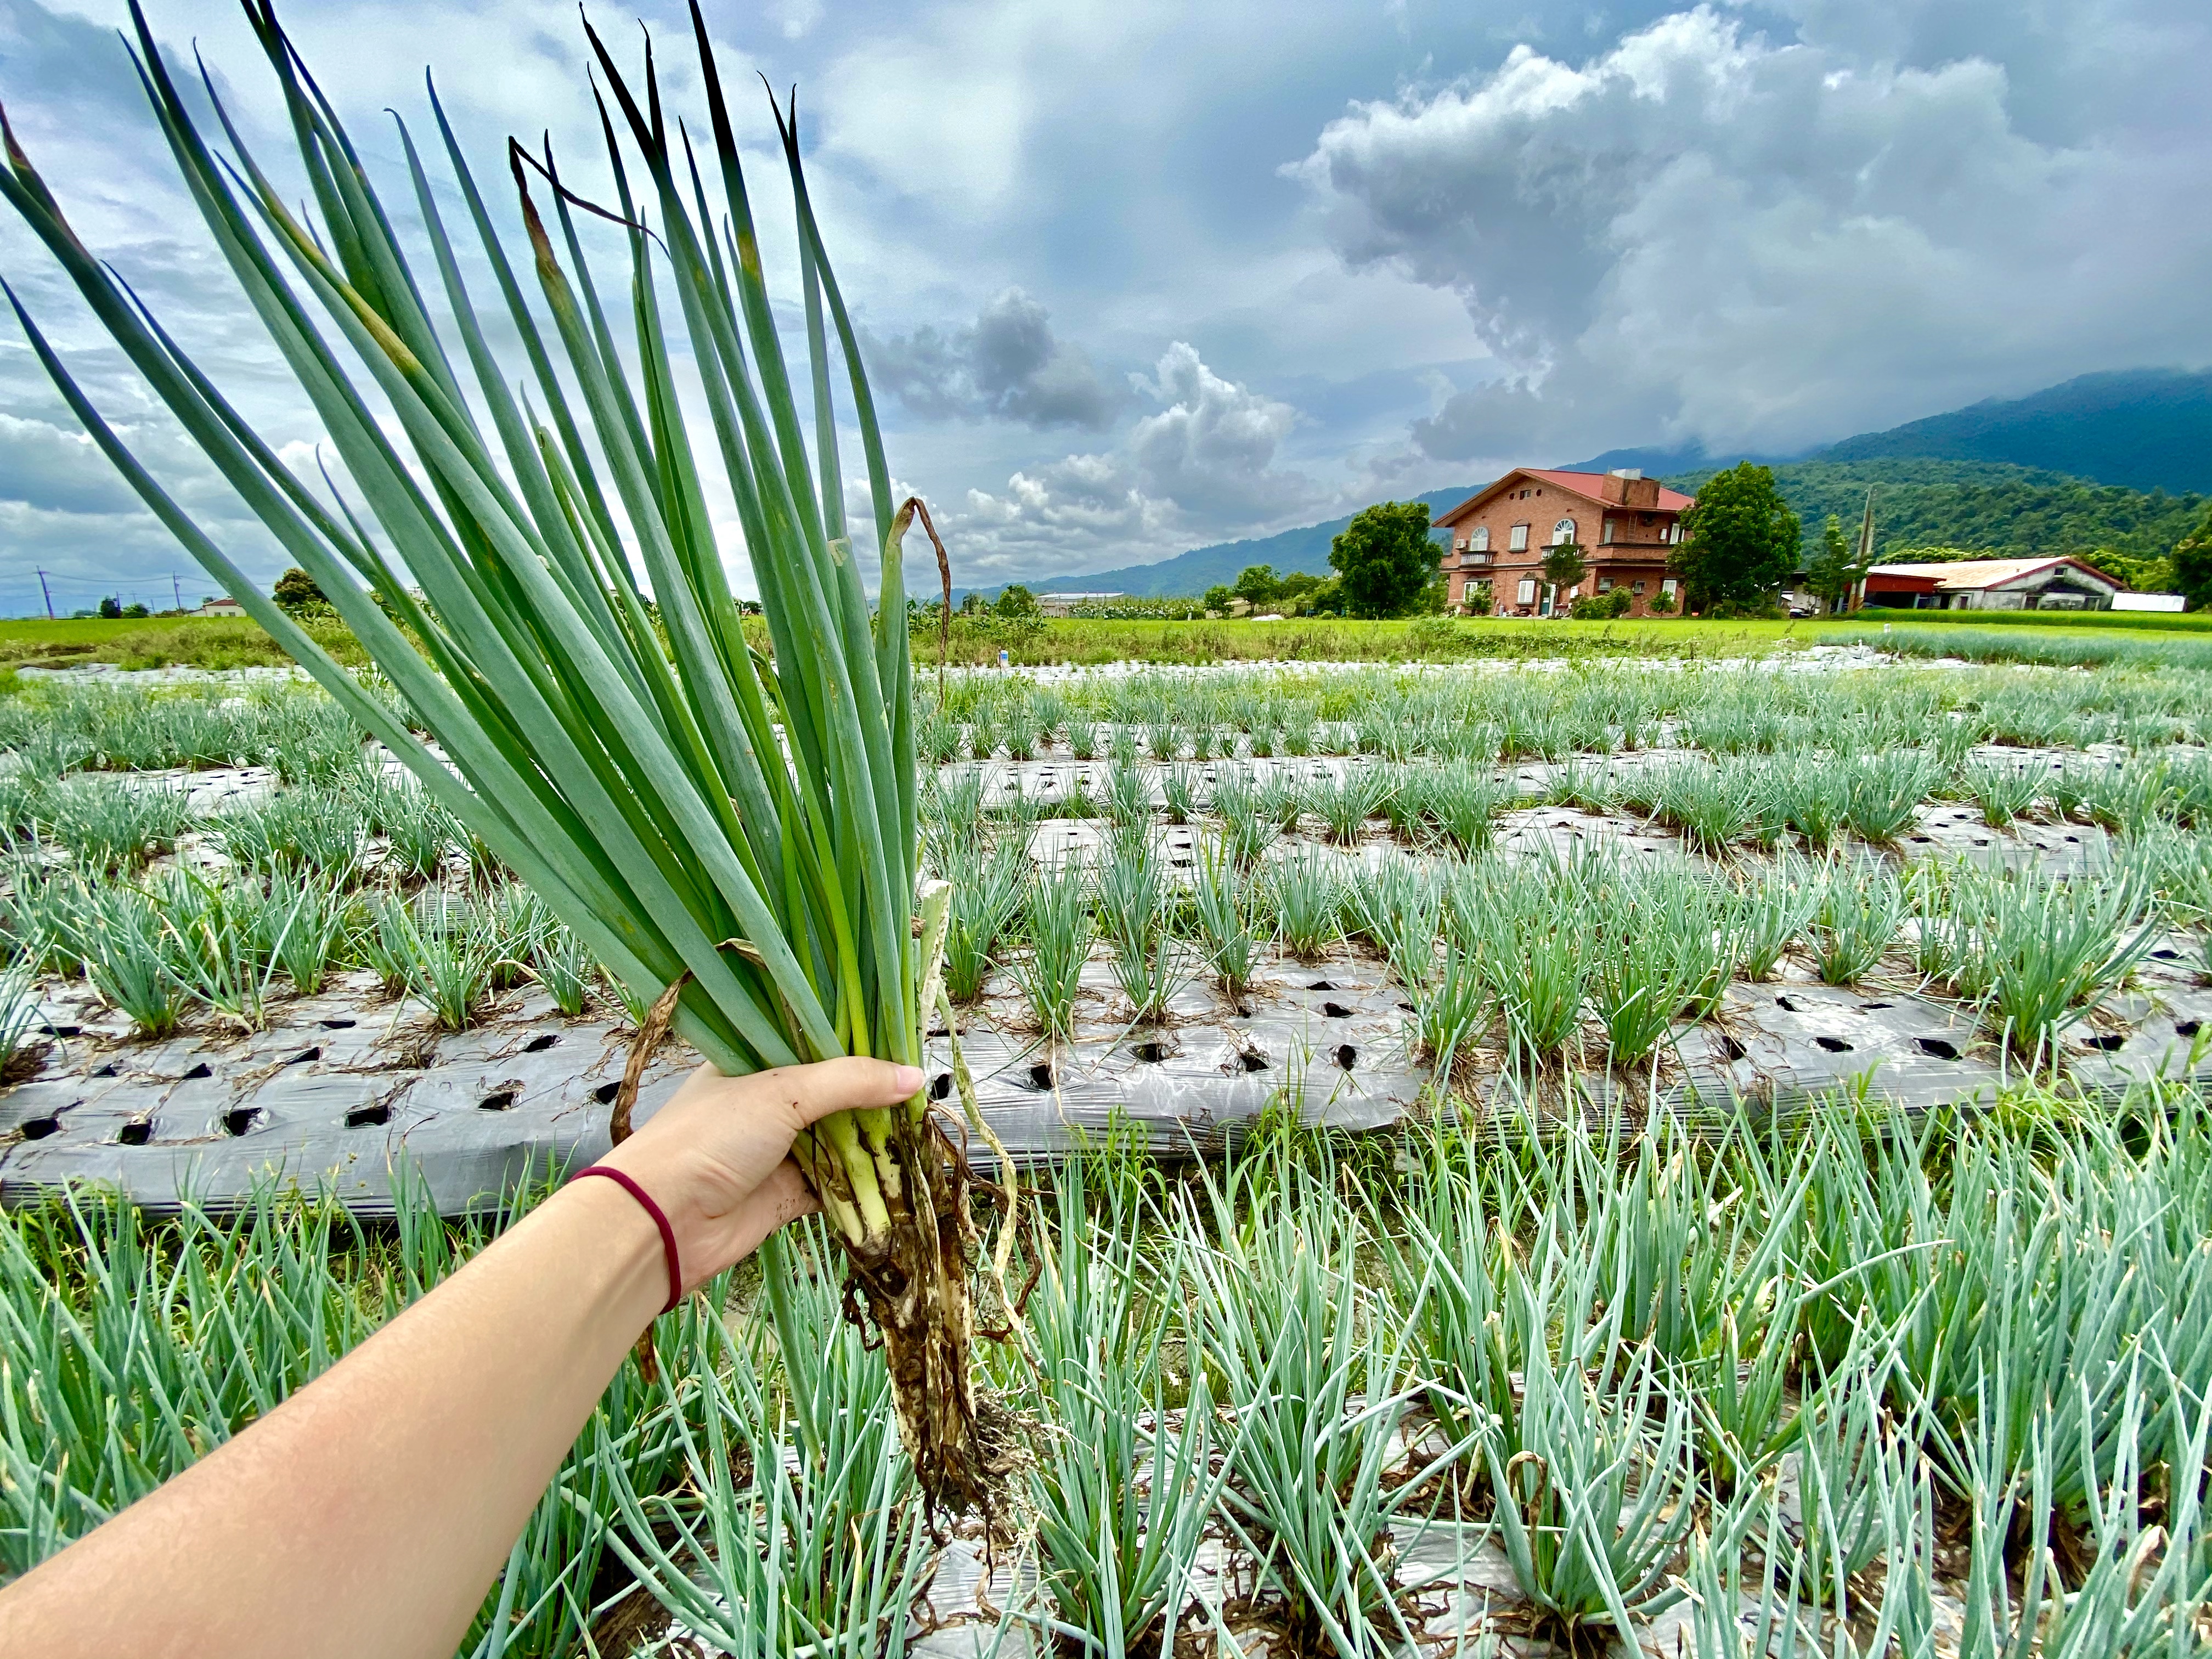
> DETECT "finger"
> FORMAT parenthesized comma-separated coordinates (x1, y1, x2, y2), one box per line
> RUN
(758, 1056, 926, 1130)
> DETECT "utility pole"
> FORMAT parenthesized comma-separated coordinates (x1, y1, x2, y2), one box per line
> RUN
(36, 568, 53, 620)
(1850, 486, 1877, 613)
(171, 573, 184, 612)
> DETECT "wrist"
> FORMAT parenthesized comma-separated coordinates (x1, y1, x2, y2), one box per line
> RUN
(550, 1175, 672, 1331)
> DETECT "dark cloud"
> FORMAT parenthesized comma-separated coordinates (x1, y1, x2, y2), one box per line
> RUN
(1408, 378, 1562, 464)
(870, 289, 1125, 430)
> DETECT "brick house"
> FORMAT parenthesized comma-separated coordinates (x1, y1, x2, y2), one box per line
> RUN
(1431, 468, 1696, 617)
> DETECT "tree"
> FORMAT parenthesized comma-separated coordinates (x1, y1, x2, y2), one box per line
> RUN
(1201, 584, 1234, 614)
(1296, 577, 1345, 616)
(272, 566, 327, 614)
(120, 601, 149, 618)
(1806, 495, 1875, 614)
(2079, 548, 2171, 592)
(96, 595, 122, 619)
(1676, 462, 1800, 610)
(1540, 542, 1588, 594)
(1328, 500, 1442, 619)
(2175, 502, 2212, 610)
(993, 584, 1038, 618)
(1233, 564, 1280, 608)
(1463, 580, 1493, 616)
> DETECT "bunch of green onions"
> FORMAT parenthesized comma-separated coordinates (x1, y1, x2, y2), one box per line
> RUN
(0, 0, 990, 1505)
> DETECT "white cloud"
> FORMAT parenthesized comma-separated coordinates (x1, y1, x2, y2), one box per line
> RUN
(1291, 1, 2212, 463)
(951, 341, 1323, 576)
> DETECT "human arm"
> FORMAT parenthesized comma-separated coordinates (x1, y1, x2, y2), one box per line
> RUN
(0, 1055, 923, 1659)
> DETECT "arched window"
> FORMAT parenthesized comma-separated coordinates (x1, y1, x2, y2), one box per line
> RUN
(1551, 517, 1578, 546)
(1469, 526, 1489, 551)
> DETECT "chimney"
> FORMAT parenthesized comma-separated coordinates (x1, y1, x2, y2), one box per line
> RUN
(1608, 467, 1659, 508)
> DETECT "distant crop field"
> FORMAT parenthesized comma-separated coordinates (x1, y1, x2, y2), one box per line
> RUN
(8, 608, 2203, 685)
(1853, 606, 2212, 634)
(932, 614, 1808, 665)
(0, 616, 364, 675)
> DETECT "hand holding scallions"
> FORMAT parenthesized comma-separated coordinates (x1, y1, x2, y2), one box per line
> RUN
(0, 1057, 922, 1659)
(594, 1057, 926, 1297)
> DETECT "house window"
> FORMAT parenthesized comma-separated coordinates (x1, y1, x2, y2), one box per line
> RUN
(1601, 519, 1615, 544)
(1661, 578, 1678, 596)
(1596, 577, 1612, 592)
(1551, 518, 1577, 546)
(1516, 578, 1537, 605)
(1633, 580, 1646, 594)
(1509, 523, 1530, 551)
(1469, 526, 1489, 551)
(1640, 512, 1655, 524)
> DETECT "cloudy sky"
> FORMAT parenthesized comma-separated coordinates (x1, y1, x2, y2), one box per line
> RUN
(0, 0, 2205, 613)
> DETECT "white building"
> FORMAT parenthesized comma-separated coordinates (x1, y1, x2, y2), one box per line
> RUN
(1858, 556, 2125, 612)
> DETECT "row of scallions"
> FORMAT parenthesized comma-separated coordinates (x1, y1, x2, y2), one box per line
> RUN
(0, 0, 996, 1510)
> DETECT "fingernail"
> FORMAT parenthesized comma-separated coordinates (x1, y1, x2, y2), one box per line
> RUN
(892, 1064, 926, 1097)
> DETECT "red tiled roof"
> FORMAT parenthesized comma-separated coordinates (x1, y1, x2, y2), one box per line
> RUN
(1434, 467, 1695, 525)
(1521, 469, 1697, 511)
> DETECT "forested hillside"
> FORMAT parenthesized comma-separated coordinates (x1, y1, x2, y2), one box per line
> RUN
(1667, 458, 2205, 564)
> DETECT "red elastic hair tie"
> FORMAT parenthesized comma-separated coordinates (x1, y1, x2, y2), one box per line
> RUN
(570, 1165, 682, 1314)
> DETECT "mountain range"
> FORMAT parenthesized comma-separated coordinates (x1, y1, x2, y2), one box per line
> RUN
(960, 367, 2211, 600)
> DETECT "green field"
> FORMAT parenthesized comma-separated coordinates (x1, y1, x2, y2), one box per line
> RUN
(0, 615, 365, 674)
(14, 608, 2212, 680)
(8, 633, 2212, 1651)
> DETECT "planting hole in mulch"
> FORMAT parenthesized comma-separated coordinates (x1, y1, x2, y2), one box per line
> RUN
(182, 1063, 212, 1081)
(1917, 1037, 1962, 1060)
(19, 1117, 60, 1141)
(2179, 1020, 2203, 1037)
(221, 1108, 263, 1137)
(320, 1017, 357, 1029)
(523, 1033, 558, 1053)
(478, 1090, 517, 1112)
(929, 1072, 953, 1101)
(346, 1103, 391, 1129)
(1026, 1061, 1055, 1091)
(283, 1047, 320, 1066)
(117, 1120, 151, 1146)
(1335, 1043, 1357, 1069)
(2080, 1034, 2127, 1052)
(1815, 1036, 1854, 1053)
(592, 1080, 622, 1105)
(1322, 1002, 1354, 1019)
(1133, 1041, 1171, 1063)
